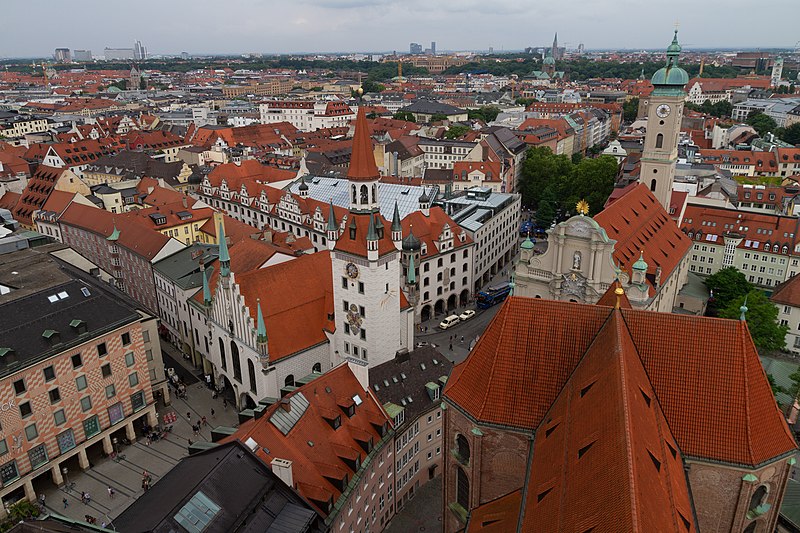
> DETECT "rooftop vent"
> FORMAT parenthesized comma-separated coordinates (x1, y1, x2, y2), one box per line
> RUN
(244, 437, 258, 452)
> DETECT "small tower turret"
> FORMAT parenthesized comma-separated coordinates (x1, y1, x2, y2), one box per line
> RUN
(391, 201, 403, 248)
(298, 176, 309, 198)
(218, 219, 231, 287)
(256, 299, 269, 370)
(418, 188, 431, 216)
(366, 213, 379, 261)
(326, 199, 338, 251)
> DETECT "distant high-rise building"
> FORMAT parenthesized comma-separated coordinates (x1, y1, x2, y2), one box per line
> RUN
(431, 41, 436, 55)
(73, 49, 92, 62)
(181, 52, 190, 60)
(134, 40, 147, 61)
(771, 57, 784, 87)
(104, 47, 135, 60)
(410, 42, 423, 55)
(577, 43, 585, 54)
(54, 48, 71, 63)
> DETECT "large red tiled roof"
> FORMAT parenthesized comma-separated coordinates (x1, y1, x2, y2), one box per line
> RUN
(223, 364, 390, 517)
(347, 107, 379, 182)
(334, 212, 397, 258)
(595, 184, 692, 292)
(465, 490, 522, 533)
(235, 251, 334, 361)
(12, 165, 65, 227)
(207, 160, 295, 189)
(58, 202, 172, 260)
(0, 191, 20, 211)
(444, 296, 796, 467)
(519, 311, 696, 531)
(401, 208, 472, 257)
(688, 77, 771, 92)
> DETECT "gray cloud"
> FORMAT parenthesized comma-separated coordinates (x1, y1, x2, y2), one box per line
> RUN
(0, 0, 796, 57)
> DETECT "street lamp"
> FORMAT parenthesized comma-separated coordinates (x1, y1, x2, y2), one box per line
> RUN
(112, 437, 119, 457)
(62, 466, 69, 491)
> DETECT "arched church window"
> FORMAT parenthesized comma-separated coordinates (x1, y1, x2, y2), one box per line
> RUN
(650, 179, 657, 192)
(743, 522, 757, 533)
(231, 341, 242, 382)
(749, 485, 767, 513)
(656, 133, 664, 149)
(351, 185, 357, 204)
(360, 185, 368, 205)
(456, 434, 470, 465)
(285, 374, 295, 387)
(247, 359, 257, 394)
(219, 338, 227, 371)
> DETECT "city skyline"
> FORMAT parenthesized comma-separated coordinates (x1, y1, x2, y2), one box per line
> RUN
(1, 0, 798, 58)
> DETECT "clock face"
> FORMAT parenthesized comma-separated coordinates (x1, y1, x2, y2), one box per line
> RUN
(656, 104, 671, 118)
(345, 262, 359, 279)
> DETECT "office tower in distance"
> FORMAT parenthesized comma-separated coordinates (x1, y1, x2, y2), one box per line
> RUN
(134, 40, 147, 61)
(54, 48, 71, 63)
(73, 49, 92, 61)
(410, 42, 423, 54)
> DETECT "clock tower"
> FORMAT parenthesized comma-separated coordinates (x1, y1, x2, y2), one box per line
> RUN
(331, 107, 413, 386)
(639, 31, 688, 211)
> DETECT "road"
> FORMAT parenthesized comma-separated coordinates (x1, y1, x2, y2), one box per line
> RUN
(416, 299, 504, 365)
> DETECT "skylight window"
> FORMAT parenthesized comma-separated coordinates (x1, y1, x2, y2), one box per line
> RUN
(174, 491, 220, 533)
(58, 291, 68, 299)
(47, 295, 58, 303)
(352, 394, 363, 406)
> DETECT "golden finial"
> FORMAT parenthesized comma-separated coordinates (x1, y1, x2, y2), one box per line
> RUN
(576, 199, 590, 216)
(614, 286, 625, 309)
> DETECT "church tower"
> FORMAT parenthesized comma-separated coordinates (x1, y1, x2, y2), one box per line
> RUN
(331, 107, 411, 386)
(639, 31, 688, 211)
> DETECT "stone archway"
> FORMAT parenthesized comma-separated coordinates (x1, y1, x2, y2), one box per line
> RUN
(447, 294, 457, 311)
(240, 393, 256, 410)
(460, 289, 470, 307)
(421, 305, 432, 322)
(434, 300, 445, 316)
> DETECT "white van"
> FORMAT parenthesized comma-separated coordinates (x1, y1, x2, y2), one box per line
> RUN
(439, 315, 461, 330)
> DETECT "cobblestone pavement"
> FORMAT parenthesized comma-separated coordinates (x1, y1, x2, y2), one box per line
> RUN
(37, 349, 239, 527)
(386, 476, 443, 533)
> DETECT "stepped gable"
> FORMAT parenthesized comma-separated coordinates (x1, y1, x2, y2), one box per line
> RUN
(444, 296, 796, 468)
(235, 251, 334, 361)
(347, 107, 379, 182)
(595, 183, 691, 294)
(520, 311, 695, 531)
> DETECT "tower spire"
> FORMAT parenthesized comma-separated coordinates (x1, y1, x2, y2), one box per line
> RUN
(348, 107, 380, 182)
(256, 299, 267, 344)
(202, 266, 212, 307)
(218, 219, 230, 278)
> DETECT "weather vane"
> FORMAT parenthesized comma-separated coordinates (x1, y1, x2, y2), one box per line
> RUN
(576, 199, 590, 216)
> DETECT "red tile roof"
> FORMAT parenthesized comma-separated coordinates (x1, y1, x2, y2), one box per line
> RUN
(223, 364, 390, 516)
(0, 191, 20, 211)
(207, 160, 295, 190)
(520, 311, 696, 531)
(236, 251, 334, 360)
(401, 208, 473, 257)
(444, 296, 796, 467)
(119, 201, 214, 231)
(334, 212, 397, 258)
(465, 490, 522, 533)
(595, 184, 692, 292)
(12, 165, 65, 227)
(347, 107, 380, 182)
(58, 202, 172, 260)
(771, 275, 800, 307)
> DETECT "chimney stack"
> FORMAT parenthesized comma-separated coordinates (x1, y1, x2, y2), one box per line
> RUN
(271, 458, 294, 488)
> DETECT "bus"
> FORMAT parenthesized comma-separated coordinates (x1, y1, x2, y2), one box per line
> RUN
(476, 282, 512, 309)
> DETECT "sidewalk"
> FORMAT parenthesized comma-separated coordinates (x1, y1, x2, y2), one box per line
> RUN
(38, 377, 240, 526)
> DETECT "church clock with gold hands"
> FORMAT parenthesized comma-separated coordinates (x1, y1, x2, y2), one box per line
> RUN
(345, 262, 359, 279)
(656, 104, 671, 118)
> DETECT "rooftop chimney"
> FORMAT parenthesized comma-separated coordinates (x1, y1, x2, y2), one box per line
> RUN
(280, 398, 291, 413)
(271, 457, 294, 488)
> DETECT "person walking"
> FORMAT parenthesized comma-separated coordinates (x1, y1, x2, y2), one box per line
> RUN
(63, 498, 68, 509)
(186, 412, 191, 423)
(39, 493, 45, 508)
(107, 486, 115, 499)
(222, 398, 228, 410)
(201, 415, 207, 427)
(210, 408, 215, 418)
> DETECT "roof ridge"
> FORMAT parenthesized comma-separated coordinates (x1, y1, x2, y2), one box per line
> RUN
(610, 312, 640, 532)
(474, 299, 512, 419)
(653, 398, 683, 531)
(739, 319, 755, 466)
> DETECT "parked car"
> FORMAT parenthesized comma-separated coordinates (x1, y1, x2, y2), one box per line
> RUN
(439, 315, 461, 330)
(459, 309, 476, 321)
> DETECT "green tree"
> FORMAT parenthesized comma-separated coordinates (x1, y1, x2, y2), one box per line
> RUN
(779, 122, 800, 145)
(719, 290, 788, 352)
(704, 266, 752, 316)
(515, 97, 535, 107)
(622, 97, 639, 122)
(429, 113, 448, 123)
(444, 124, 470, 139)
(562, 155, 618, 215)
(468, 106, 501, 123)
(520, 146, 572, 209)
(392, 111, 416, 123)
(535, 184, 559, 228)
(747, 111, 778, 137)
(361, 79, 385, 94)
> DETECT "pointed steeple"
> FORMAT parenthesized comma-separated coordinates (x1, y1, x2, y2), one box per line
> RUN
(391, 200, 403, 246)
(348, 107, 380, 182)
(256, 299, 267, 343)
(218, 220, 230, 278)
(367, 212, 378, 242)
(327, 199, 338, 232)
(202, 267, 212, 307)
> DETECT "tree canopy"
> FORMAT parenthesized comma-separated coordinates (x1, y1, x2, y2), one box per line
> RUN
(444, 124, 470, 140)
(519, 146, 617, 225)
(704, 267, 752, 316)
(686, 99, 733, 118)
(467, 106, 501, 123)
(777, 122, 800, 146)
(622, 97, 639, 123)
(718, 290, 788, 352)
(747, 111, 778, 137)
(392, 111, 416, 123)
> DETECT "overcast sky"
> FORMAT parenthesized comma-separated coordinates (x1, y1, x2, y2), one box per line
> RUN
(1, 0, 797, 58)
